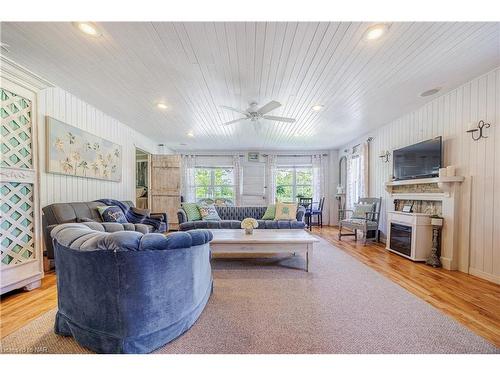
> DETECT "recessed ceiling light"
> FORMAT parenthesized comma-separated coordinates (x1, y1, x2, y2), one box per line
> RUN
(73, 22, 101, 37)
(156, 102, 168, 110)
(187, 131, 194, 137)
(420, 87, 441, 97)
(364, 24, 388, 41)
(311, 104, 324, 111)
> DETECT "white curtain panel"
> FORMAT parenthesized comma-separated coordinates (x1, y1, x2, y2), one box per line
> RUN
(345, 141, 369, 210)
(312, 154, 326, 203)
(265, 154, 277, 204)
(181, 154, 196, 202)
(346, 153, 355, 210)
(360, 141, 369, 197)
(232, 154, 242, 206)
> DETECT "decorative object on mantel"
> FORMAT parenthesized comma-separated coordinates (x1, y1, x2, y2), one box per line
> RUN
(466, 120, 491, 141)
(402, 203, 413, 213)
(426, 215, 443, 268)
(379, 150, 390, 163)
(46, 116, 122, 182)
(241, 217, 258, 235)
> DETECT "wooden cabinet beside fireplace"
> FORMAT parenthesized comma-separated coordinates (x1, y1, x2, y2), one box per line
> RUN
(150, 155, 181, 231)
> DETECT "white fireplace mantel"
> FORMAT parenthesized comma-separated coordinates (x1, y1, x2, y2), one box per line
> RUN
(385, 176, 464, 196)
(384, 176, 465, 270)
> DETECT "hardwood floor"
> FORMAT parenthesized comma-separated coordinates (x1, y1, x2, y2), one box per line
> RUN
(1, 270, 57, 339)
(1, 226, 499, 347)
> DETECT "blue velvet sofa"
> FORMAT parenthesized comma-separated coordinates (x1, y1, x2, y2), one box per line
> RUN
(51, 222, 213, 354)
(177, 205, 306, 231)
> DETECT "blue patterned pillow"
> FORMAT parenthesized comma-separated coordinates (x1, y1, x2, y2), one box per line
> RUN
(97, 205, 127, 223)
(198, 204, 221, 221)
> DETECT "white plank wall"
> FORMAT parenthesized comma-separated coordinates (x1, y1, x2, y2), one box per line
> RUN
(338, 67, 500, 284)
(37, 87, 158, 207)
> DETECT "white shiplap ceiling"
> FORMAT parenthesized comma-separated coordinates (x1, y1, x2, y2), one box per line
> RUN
(1, 22, 499, 151)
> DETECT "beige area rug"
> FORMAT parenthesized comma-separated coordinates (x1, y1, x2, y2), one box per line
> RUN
(1, 238, 498, 354)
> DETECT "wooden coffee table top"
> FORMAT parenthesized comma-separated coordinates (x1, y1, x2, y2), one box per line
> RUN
(209, 229, 319, 244)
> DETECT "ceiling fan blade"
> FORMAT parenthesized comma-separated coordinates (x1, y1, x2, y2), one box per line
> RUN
(257, 100, 281, 115)
(262, 115, 296, 123)
(222, 118, 248, 125)
(221, 105, 249, 116)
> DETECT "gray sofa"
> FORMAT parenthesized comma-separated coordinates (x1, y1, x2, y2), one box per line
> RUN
(177, 205, 306, 231)
(42, 200, 167, 259)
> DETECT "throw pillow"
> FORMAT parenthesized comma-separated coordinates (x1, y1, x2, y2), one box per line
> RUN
(261, 204, 276, 220)
(97, 205, 127, 223)
(182, 202, 202, 221)
(352, 203, 374, 219)
(199, 204, 221, 221)
(274, 202, 297, 220)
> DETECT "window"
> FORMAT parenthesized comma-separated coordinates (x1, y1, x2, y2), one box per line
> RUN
(194, 167, 234, 200)
(276, 166, 313, 202)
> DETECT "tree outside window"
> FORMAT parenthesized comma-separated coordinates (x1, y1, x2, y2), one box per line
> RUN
(276, 167, 313, 202)
(194, 167, 234, 200)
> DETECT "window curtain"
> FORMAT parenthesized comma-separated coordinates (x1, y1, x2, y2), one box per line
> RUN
(265, 154, 277, 204)
(181, 154, 196, 203)
(345, 141, 369, 209)
(360, 141, 369, 198)
(312, 154, 326, 203)
(232, 154, 242, 206)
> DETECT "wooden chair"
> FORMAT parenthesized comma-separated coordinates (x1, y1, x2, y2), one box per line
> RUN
(298, 197, 313, 229)
(338, 197, 382, 245)
(308, 197, 325, 231)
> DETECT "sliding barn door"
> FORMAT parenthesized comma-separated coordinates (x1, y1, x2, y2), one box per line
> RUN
(150, 155, 181, 230)
(0, 79, 43, 293)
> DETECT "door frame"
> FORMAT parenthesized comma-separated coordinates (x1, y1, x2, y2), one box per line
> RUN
(134, 147, 152, 209)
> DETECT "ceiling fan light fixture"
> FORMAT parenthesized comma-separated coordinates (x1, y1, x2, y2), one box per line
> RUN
(156, 102, 168, 110)
(364, 24, 388, 41)
(73, 22, 101, 37)
(311, 104, 324, 111)
(187, 131, 195, 137)
(0, 42, 10, 53)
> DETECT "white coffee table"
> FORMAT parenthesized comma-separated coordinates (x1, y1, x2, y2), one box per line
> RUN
(209, 229, 319, 272)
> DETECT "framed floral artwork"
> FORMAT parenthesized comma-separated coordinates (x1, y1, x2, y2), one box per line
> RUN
(46, 116, 122, 181)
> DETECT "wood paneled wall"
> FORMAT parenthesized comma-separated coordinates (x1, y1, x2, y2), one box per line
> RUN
(37, 87, 158, 207)
(338, 67, 500, 284)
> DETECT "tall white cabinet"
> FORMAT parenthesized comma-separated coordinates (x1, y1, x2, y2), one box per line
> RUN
(1, 61, 45, 294)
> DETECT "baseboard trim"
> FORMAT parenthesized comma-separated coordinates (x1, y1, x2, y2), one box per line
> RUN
(468, 268, 500, 285)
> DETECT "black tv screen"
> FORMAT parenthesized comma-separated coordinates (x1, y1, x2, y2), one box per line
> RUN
(393, 137, 442, 180)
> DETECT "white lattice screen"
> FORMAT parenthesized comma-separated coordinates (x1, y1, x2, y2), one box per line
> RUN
(1, 87, 36, 268)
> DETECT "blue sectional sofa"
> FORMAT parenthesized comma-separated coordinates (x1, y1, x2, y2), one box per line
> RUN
(51, 222, 213, 354)
(177, 205, 306, 231)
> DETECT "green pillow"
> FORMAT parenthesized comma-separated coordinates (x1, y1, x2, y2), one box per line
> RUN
(261, 204, 276, 220)
(182, 202, 201, 221)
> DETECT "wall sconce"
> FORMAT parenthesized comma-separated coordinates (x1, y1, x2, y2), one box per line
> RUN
(379, 150, 390, 163)
(467, 120, 491, 141)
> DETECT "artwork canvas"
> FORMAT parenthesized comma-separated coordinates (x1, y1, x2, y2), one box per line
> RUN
(46, 117, 122, 181)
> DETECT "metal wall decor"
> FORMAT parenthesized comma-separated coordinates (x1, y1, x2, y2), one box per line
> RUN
(466, 120, 491, 141)
(379, 150, 390, 163)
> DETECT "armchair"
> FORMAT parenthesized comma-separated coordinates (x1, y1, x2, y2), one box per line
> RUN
(338, 197, 382, 245)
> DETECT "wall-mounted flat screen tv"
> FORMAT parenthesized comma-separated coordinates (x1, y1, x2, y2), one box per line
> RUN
(393, 136, 442, 180)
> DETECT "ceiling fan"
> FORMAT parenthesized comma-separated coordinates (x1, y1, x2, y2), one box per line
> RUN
(221, 101, 296, 125)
